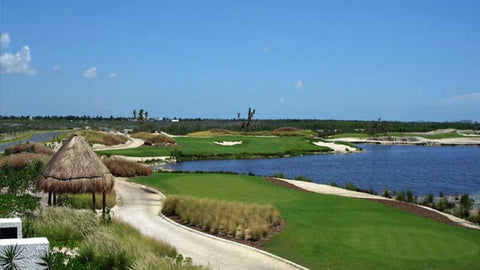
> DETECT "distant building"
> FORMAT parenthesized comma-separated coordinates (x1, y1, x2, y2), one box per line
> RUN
(171, 119, 180, 123)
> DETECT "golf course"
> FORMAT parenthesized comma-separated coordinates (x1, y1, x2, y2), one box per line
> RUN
(98, 135, 332, 160)
(133, 172, 480, 270)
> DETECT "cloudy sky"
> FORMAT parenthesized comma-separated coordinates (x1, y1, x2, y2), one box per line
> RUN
(1, 0, 479, 121)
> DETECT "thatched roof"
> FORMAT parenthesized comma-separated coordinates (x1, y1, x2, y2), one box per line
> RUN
(37, 133, 114, 194)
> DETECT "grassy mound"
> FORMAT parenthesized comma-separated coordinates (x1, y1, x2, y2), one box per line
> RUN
(163, 195, 281, 241)
(104, 159, 152, 177)
(0, 153, 50, 169)
(144, 135, 176, 146)
(4, 142, 54, 156)
(57, 192, 117, 210)
(79, 131, 128, 146)
(134, 173, 480, 270)
(131, 132, 157, 140)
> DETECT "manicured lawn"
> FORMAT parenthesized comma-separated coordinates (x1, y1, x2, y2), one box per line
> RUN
(133, 173, 480, 270)
(99, 136, 331, 158)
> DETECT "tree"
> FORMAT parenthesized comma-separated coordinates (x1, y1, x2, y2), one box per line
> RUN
(459, 194, 472, 218)
(138, 109, 144, 123)
(237, 112, 241, 119)
(242, 107, 256, 131)
(133, 109, 137, 120)
(145, 111, 149, 121)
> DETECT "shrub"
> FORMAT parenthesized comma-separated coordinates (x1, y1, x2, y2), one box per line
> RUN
(0, 160, 44, 195)
(345, 182, 357, 191)
(0, 194, 40, 218)
(144, 135, 176, 146)
(295, 175, 313, 182)
(162, 195, 281, 241)
(273, 172, 285, 178)
(4, 143, 54, 156)
(435, 197, 454, 212)
(104, 159, 152, 177)
(459, 194, 473, 218)
(57, 192, 117, 210)
(330, 182, 339, 187)
(406, 190, 413, 203)
(0, 153, 50, 170)
(422, 193, 435, 208)
(396, 191, 405, 201)
(382, 189, 391, 198)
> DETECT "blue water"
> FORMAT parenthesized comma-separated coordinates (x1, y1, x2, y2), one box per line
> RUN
(165, 144, 480, 196)
(0, 131, 66, 152)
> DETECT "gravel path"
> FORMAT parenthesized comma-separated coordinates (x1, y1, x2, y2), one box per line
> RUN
(114, 179, 306, 270)
(93, 138, 144, 151)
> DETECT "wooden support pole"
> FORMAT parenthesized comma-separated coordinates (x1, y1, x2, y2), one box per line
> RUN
(53, 192, 57, 205)
(102, 192, 106, 217)
(48, 192, 52, 206)
(92, 193, 96, 212)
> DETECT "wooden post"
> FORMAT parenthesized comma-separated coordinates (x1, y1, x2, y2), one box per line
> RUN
(48, 192, 52, 206)
(102, 192, 106, 216)
(53, 192, 57, 205)
(92, 193, 96, 212)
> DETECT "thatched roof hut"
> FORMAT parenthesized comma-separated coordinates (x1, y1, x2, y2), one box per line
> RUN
(37, 133, 114, 194)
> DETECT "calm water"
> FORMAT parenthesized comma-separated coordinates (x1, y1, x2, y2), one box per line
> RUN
(0, 131, 66, 152)
(165, 144, 480, 196)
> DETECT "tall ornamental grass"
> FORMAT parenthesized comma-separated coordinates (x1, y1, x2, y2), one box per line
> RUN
(104, 158, 152, 177)
(162, 195, 281, 241)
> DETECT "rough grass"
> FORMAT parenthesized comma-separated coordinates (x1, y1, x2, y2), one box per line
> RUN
(144, 135, 177, 146)
(98, 136, 331, 158)
(162, 195, 281, 240)
(134, 173, 480, 270)
(104, 158, 153, 177)
(0, 153, 50, 169)
(187, 128, 316, 137)
(4, 142, 54, 156)
(57, 191, 117, 209)
(0, 194, 40, 218)
(130, 131, 158, 140)
(79, 130, 128, 146)
(34, 207, 203, 269)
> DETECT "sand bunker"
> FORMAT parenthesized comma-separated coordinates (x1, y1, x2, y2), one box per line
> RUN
(313, 141, 357, 153)
(213, 141, 243, 146)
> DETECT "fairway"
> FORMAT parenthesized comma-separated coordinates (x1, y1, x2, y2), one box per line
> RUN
(133, 173, 480, 270)
(99, 136, 331, 159)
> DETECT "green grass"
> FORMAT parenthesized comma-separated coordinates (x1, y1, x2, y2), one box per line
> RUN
(133, 173, 480, 270)
(98, 136, 331, 159)
(57, 192, 117, 210)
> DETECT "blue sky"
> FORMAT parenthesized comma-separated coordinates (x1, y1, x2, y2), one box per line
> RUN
(0, 0, 479, 121)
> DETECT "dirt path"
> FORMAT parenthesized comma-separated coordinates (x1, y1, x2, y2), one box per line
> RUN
(114, 179, 306, 270)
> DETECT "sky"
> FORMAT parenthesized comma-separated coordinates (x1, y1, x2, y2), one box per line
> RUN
(0, 0, 479, 121)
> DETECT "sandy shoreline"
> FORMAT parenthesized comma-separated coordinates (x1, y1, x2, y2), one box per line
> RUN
(330, 136, 480, 146)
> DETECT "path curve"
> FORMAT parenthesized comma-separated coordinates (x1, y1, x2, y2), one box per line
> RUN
(93, 138, 144, 151)
(114, 179, 306, 270)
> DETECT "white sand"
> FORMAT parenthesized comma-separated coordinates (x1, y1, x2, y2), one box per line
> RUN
(93, 138, 145, 151)
(313, 141, 358, 153)
(110, 155, 171, 163)
(213, 141, 243, 146)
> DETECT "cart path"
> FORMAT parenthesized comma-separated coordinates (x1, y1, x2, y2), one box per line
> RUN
(114, 179, 306, 270)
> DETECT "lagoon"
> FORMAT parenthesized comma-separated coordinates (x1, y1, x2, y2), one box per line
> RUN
(165, 144, 480, 196)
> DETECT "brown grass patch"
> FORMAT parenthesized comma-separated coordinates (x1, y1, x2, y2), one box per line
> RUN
(162, 195, 282, 242)
(273, 127, 300, 132)
(79, 131, 128, 146)
(130, 132, 155, 140)
(144, 135, 176, 146)
(4, 143, 54, 156)
(0, 153, 50, 169)
(104, 159, 152, 177)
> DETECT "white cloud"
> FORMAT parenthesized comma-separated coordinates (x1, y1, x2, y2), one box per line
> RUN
(293, 80, 304, 90)
(53, 65, 60, 72)
(109, 72, 116, 78)
(264, 46, 270, 53)
(1, 33, 10, 49)
(279, 97, 290, 103)
(0, 45, 37, 76)
(83, 67, 98, 79)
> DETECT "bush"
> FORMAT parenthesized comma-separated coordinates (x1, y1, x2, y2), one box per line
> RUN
(295, 175, 313, 182)
(396, 191, 405, 201)
(406, 190, 413, 203)
(0, 160, 44, 195)
(435, 197, 454, 212)
(0, 153, 50, 170)
(162, 195, 281, 241)
(144, 135, 176, 146)
(273, 172, 285, 178)
(57, 192, 117, 210)
(0, 194, 40, 218)
(104, 159, 152, 177)
(422, 193, 435, 208)
(345, 182, 357, 191)
(382, 189, 391, 198)
(459, 194, 473, 218)
(4, 143, 54, 156)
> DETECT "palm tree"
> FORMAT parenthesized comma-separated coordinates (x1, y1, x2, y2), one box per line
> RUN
(145, 111, 149, 121)
(133, 109, 137, 120)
